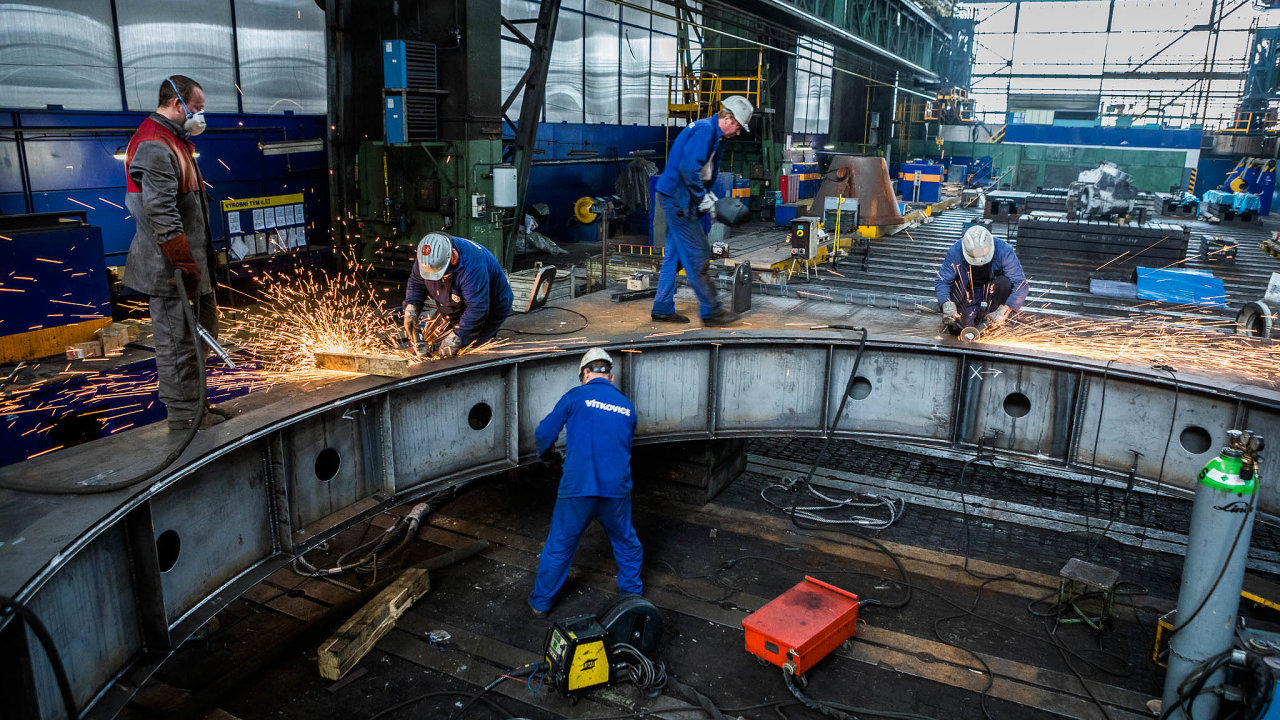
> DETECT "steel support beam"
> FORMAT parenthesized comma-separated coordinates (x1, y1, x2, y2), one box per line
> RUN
(501, 0, 561, 269)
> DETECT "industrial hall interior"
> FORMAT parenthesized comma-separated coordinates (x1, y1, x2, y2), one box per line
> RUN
(16, 0, 1280, 719)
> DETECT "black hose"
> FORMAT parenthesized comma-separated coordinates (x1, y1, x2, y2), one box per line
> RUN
(0, 595, 78, 720)
(0, 269, 208, 495)
(783, 667, 856, 720)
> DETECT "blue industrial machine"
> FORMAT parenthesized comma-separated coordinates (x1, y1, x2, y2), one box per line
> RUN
(0, 211, 112, 364)
(382, 39, 441, 143)
(898, 162, 944, 202)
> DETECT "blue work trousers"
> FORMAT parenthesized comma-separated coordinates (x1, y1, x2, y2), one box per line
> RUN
(529, 495, 644, 612)
(651, 192, 721, 318)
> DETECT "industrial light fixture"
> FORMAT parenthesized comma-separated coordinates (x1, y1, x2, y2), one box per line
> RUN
(259, 138, 324, 155)
(823, 144, 835, 149)
(568, 149, 599, 157)
(112, 146, 126, 161)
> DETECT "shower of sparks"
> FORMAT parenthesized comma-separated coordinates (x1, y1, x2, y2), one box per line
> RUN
(227, 253, 506, 380)
(228, 256, 415, 376)
(960, 311, 1280, 387)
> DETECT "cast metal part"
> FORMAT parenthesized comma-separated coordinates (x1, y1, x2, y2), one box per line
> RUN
(6, 333, 1280, 718)
(810, 156, 905, 227)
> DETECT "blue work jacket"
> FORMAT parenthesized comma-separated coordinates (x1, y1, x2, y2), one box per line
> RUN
(934, 237, 1029, 312)
(405, 236, 513, 345)
(535, 378, 637, 499)
(654, 115, 724, 213)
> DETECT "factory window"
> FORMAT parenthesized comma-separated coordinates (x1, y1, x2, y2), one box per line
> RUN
(0, 0, 326, 113)
(500, 0, 696, 128)
(792, 37, 833, 135)
(0, 0, 123, 110)
(963, 0, 1262, 128)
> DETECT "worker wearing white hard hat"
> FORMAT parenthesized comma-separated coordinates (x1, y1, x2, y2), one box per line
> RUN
(529, 347, 643, 617)
(942, 222, 1029, 333)
(936, 224, 1028, 334)
(402, 231, 513, 357)
(650, 96, 754, 326)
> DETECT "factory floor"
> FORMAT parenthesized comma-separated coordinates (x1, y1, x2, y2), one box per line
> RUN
(118, 436, 1280, 720)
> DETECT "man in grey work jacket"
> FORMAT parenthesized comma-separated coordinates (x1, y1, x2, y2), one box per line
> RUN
(122, 75, 226, 431)
(650, 95, 753, 326)
(528, 347, 643, 617)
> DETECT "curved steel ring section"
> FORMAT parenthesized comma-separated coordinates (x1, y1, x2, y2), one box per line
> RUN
(6, 332, 1280, 719)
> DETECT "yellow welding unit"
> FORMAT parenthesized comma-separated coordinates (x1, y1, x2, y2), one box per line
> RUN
(545, 614, 612, 695)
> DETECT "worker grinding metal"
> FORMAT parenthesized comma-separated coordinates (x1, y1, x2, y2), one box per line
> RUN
(528, 348, 643, 617)
(122, 75, 228, 431)
(649, 95, 754, 326)
(402, 232, 513, 357)
(936, 225, 1029, 335)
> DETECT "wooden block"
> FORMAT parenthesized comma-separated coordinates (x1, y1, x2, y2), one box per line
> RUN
(0, 317, 113, 364)
(72, 340, 104, 358)
(96, 322, 135, 353)
(317, 568, 431, 680)
(313, 351, 426, 378)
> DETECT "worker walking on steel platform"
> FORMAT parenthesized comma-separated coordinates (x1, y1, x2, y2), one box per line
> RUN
(529, 348, 643, 617)
(650, 95, 753, 326)
(937, 225, 1028, 334)
(403, 232, 513, 357)
(122, 75, 227, 431)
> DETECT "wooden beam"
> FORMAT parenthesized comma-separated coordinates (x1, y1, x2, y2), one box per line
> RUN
(317, 568, 432, 680)
(313, 351, 426, 378)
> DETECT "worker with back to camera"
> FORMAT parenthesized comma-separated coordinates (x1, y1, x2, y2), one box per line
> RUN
(528, 347, 643, 618)
(649, 95, 754, 327)
(122, 74, 227, 431)
(936, 224, 1029, 334)
(402, 231, 513, 358)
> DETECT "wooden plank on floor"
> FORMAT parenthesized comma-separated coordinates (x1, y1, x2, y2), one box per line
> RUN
(319, 568, 431, 680)
(313, 351, 426, 377)
(420, 517, 1153, 720)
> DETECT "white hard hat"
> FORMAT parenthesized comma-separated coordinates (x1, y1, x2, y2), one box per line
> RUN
(961, 225, 995, 266)
(579, 347, 613, 373)
(417, 232, 453, 280)
(721, 95, 753, 130)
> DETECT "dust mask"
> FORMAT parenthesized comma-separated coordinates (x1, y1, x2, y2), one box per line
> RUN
(184, 111, 206, 136)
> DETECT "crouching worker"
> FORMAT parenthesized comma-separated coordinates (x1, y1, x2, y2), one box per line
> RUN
(936, 225, 1028, 334)
(402, 231, 513, 357)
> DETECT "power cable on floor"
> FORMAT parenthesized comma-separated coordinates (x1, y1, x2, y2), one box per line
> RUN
(497, 305, 590, 336)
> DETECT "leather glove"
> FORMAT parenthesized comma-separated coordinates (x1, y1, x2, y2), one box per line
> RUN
(403, 304, 421, 344)
(986, 304, 1011, 327)
(159, 234, 200, 295)
(941, 300, 960, 326)
(435, 332, 462, 358)
(697, 191, 717, 216)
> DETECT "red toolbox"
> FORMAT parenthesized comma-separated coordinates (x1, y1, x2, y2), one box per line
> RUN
(741, 576, 860, 676)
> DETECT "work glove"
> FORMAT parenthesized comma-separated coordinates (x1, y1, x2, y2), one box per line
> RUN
(986, 304, 1011, 328)
(435, 332, 462, 358)
(941, 300, 961, 327)
(159, 234, 200, 295)
(403, 304, 421, 344)
(697, 191, 718, 217)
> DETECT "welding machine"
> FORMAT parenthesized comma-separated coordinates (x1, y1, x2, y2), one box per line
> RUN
(543, 594, 663, 698)
(742, 576, 861, 679)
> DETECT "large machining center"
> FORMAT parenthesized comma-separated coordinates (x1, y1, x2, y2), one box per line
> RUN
(328, 1, 533, 271)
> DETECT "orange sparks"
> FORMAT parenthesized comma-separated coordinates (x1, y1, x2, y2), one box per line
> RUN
(35, 258, 63, 264)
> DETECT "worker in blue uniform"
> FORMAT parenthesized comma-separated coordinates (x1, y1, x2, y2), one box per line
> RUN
(403, 232, 513, 357)
(937, 225, 1029, 333)
(650, 95, 754, 326)
(529, 348, 643, 617)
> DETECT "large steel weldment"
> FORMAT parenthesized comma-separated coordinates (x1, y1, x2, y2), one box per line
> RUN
(810, 156, 905, 226)
(1161, 429, 1265, 719)
(6, 331, 1280, 720)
